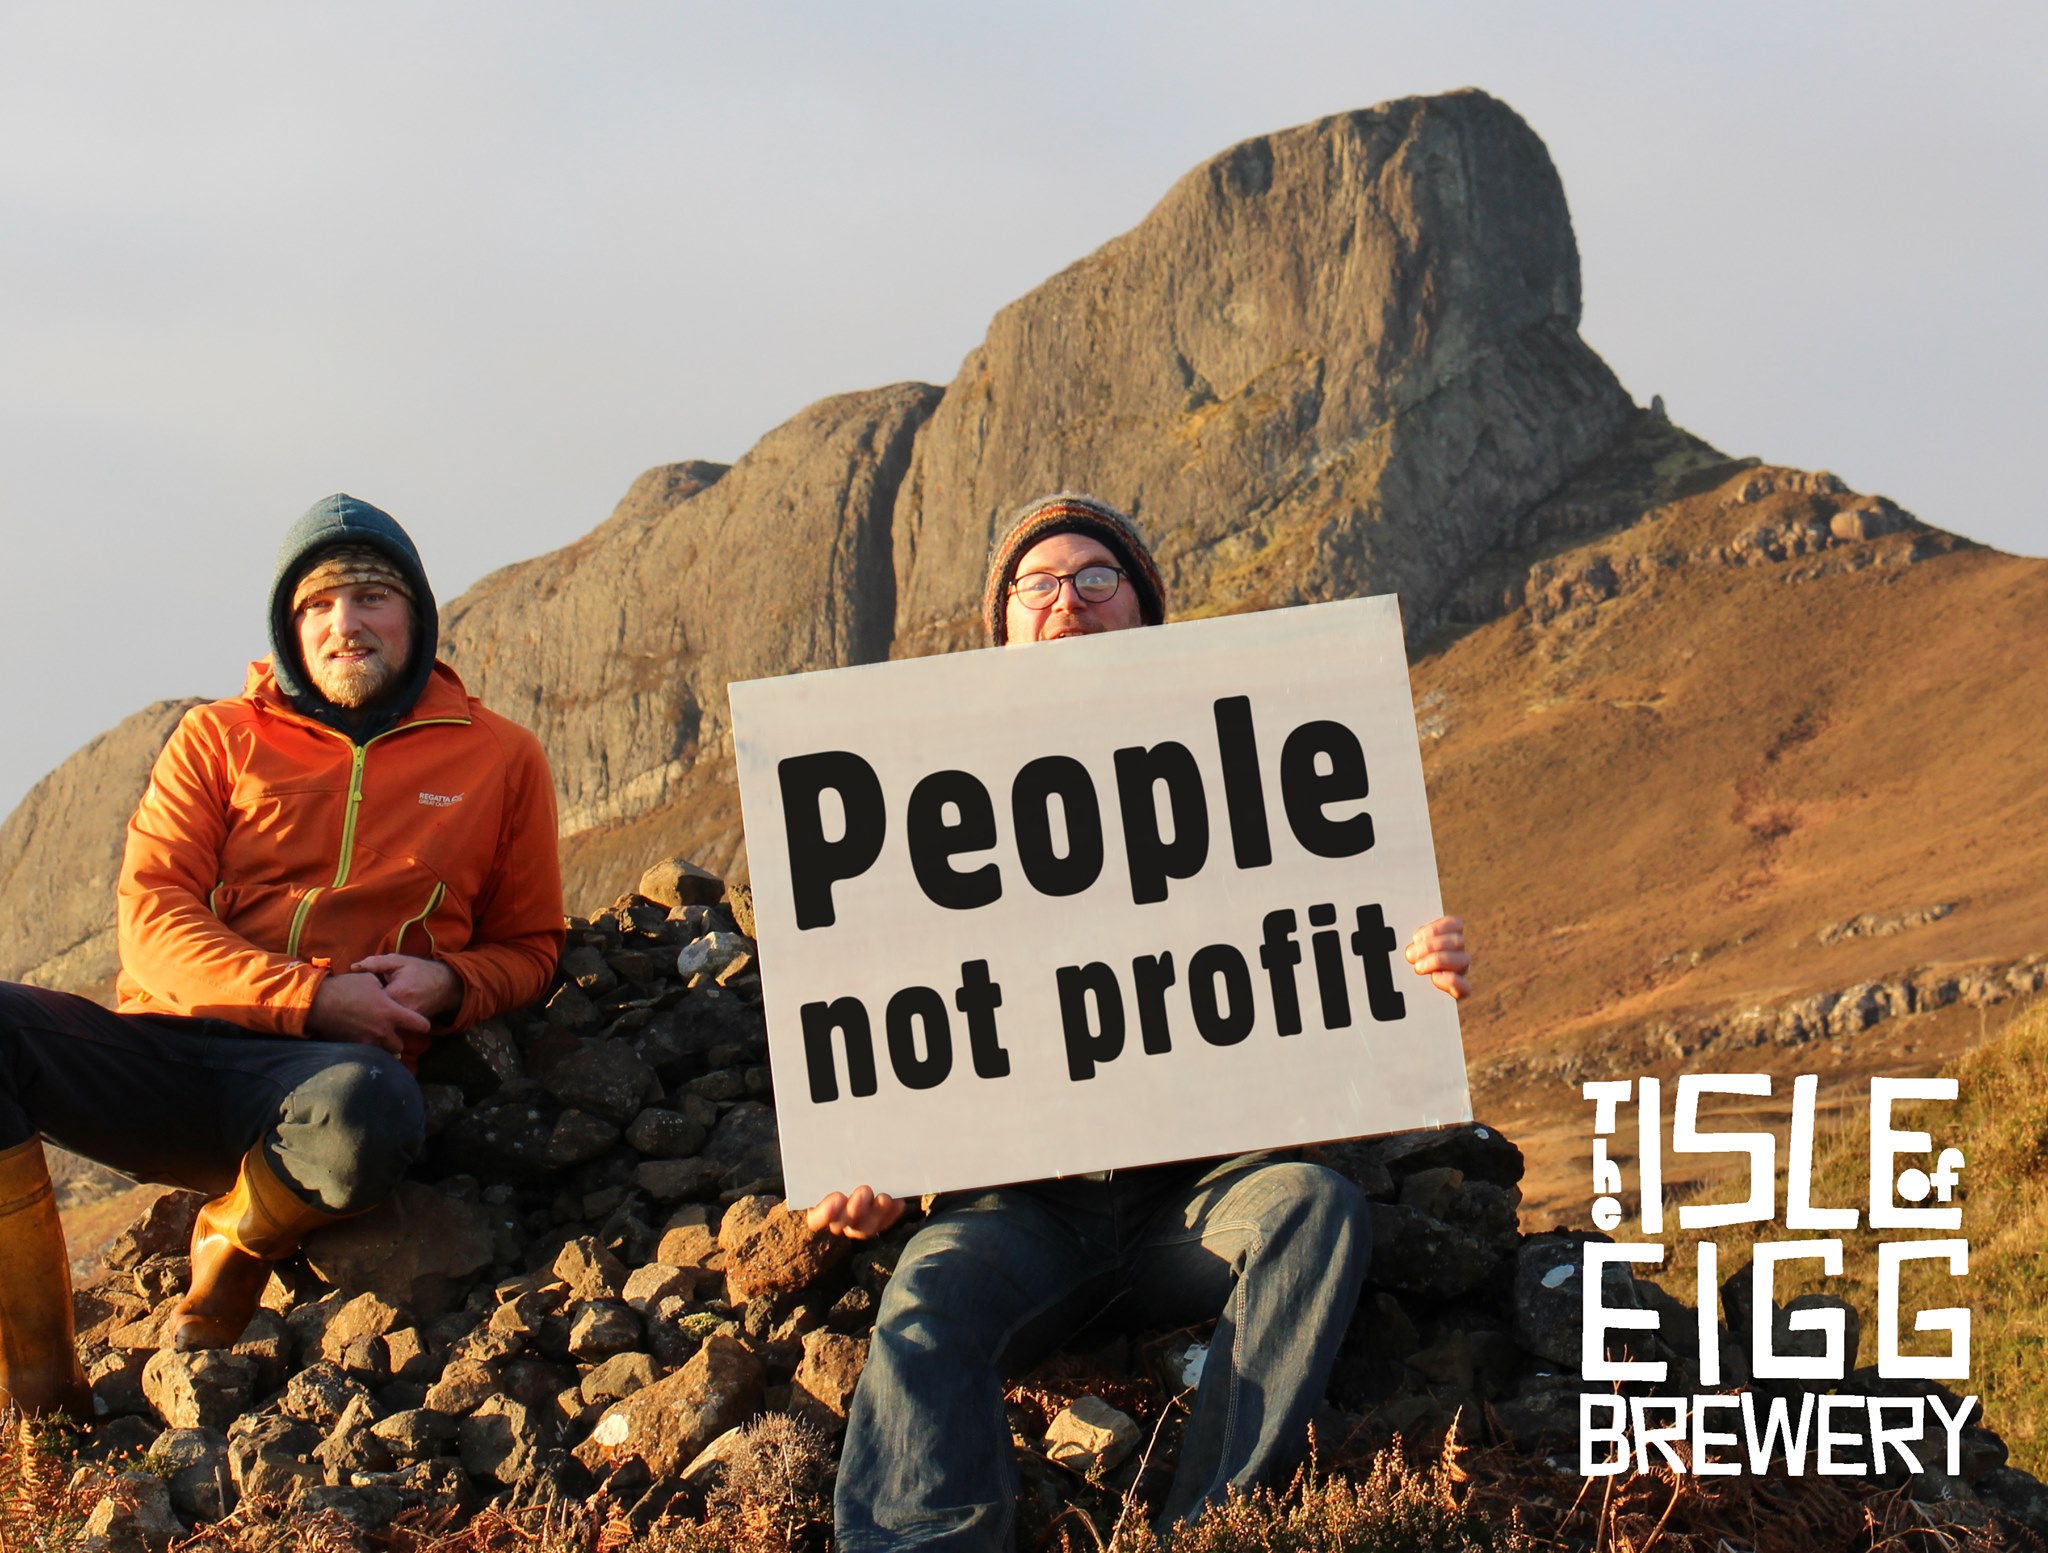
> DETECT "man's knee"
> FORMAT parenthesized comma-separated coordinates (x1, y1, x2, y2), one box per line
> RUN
(869, 1212, 1038, 1360)
(871, 1225, 968, 1344)
(1249, 1162, 1371, 1275)
(272, 1050, 425, 1212)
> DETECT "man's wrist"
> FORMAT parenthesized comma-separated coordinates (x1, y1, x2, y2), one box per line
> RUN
(429, 958, 467, 1024)
(292, 964, 334, 1036)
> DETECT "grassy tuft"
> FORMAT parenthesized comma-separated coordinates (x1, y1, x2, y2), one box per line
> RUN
(1092, 1436, 1533, 1553)
(0, 1410, 99, 1552)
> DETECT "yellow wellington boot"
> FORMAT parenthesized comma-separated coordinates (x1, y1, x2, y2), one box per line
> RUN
(0, 1137, 92, 1421)
(170, 1143, 342, 1352)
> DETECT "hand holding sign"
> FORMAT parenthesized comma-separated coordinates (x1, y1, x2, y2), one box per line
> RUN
(1404, 916, 1473, 1000)
(806, 1185, 907, 1240)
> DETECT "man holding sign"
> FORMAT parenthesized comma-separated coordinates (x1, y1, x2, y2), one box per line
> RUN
(795, 494, 1470, 1547)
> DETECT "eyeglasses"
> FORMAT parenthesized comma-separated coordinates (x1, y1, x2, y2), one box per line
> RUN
(1010, 565, 1126, 609)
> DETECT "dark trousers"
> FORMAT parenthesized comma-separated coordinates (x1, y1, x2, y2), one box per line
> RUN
(0, 981, 424, 1212)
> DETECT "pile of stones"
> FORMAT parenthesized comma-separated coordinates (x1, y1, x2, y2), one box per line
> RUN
(59, 858, 2048, 1548)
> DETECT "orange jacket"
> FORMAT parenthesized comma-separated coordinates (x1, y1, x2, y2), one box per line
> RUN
(117, 658, 564, 1066)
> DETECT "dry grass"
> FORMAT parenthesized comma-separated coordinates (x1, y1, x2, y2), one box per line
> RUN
(4, 1412, 2037, 1553)
(0, 1411, 98, 1552)
(1100, 1434, 1536, 1553)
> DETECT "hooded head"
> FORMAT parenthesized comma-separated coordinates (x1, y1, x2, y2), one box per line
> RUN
(982, 493, 1168, 647)
(269, 494, 439, 739)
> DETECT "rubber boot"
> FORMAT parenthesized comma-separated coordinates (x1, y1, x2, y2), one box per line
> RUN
(170, 1143, 342, 1352)
(0, 1137, 93, 1420)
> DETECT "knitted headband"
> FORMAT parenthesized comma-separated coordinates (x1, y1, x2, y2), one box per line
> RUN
(982, 494, 1168, 646)
(290, 545, 417, 612)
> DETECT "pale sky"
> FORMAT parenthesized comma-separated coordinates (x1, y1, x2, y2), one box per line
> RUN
(3, 3, 2042, 821)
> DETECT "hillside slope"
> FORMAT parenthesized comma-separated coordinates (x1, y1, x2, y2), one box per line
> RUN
(1418, 421, 2048, 1216)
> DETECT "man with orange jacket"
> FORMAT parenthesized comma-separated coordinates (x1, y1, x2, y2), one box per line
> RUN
(0, 493, 563, 1421)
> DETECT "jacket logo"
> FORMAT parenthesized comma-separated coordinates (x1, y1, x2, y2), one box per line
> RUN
(418, 791, 465, 807)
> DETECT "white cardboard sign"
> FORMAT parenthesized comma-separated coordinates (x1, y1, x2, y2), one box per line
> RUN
(729, 596, 1470, 1207)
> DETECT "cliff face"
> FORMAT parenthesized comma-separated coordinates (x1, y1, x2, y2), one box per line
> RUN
(0, 699, 201, 995)
(437, 390, 937, 893)
(889, 90, 1626, 655)
(449, 88, 1632, 905)
(0, 88, 1638, 974)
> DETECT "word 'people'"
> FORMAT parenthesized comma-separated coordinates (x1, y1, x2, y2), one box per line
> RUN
(779, 694, 1378, 924)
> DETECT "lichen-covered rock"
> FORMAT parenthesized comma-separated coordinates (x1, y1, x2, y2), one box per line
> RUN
(278, 1361, 374, 1428)
(703, 1104, 780, 1187)
(622, 1263, 694, 1312)
(567, 1300, 642, 1361)
(582, 1351, 662, 1407)
(574, 1333, 765, 1480)
(1367, 1124, 1525, 1187)
(1513, 1233, 1644, 1369)
(1043, 1395, 1141, 1475)
(723, 1202, 852, 1303)
(88, 1347, 154, 1419)
(414, 1019, 524, 1101)
(640, 857, 726, 909)
(141, 1348, 256, 1432)
(315, 1392, 394, 1482)
(371, 1407, 460, 1461)
(438, 1098, 556, 1180)
(544, 1042, 659, 1126)
(675, 931, 750, 981)
(226, 1412, 322, 1503)
(554, 1236, 628, 1299)
(425, 1363, 498, 1421)
(149, 1426, 229, 1520)
(789, 1331, 867, 1431)
(545, 1108, 622, 1168)
(1364, 1203, 1496, 1300)
(301, 1183, 495, 1316)
(80, 1471, 183, 1553)
(633, 1158, 725, 1203)
(624, 1108, 707, 1159)
(459, 1394, 544, 1486)
(318, 1292, 407, 1365)
(102, 1190, 204, 1272)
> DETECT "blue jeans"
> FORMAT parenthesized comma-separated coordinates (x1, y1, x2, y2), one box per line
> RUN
(833, 1155, 1371, 1551)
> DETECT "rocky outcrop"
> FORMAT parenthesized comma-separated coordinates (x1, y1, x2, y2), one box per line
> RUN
(889, 89, 1628, 657)
(1475, 952, 2048, 1093)
(0, 697, 201, 994)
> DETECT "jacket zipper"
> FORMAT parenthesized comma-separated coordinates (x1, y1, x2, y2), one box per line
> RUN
(394, 881, 447, 957)
(282, 717, 469, 960)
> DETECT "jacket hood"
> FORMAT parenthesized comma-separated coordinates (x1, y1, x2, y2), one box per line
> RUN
(268, 493, 440, 742)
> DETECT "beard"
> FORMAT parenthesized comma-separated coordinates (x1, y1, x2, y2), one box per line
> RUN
(308, 640, 407, 708)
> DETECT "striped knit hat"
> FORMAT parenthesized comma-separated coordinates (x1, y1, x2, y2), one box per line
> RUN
(289, 544, 417, 612)
(982, 494, 1168, 646)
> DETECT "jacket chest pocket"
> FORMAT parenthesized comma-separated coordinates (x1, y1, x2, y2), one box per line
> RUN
(392, 878, 449, 957)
